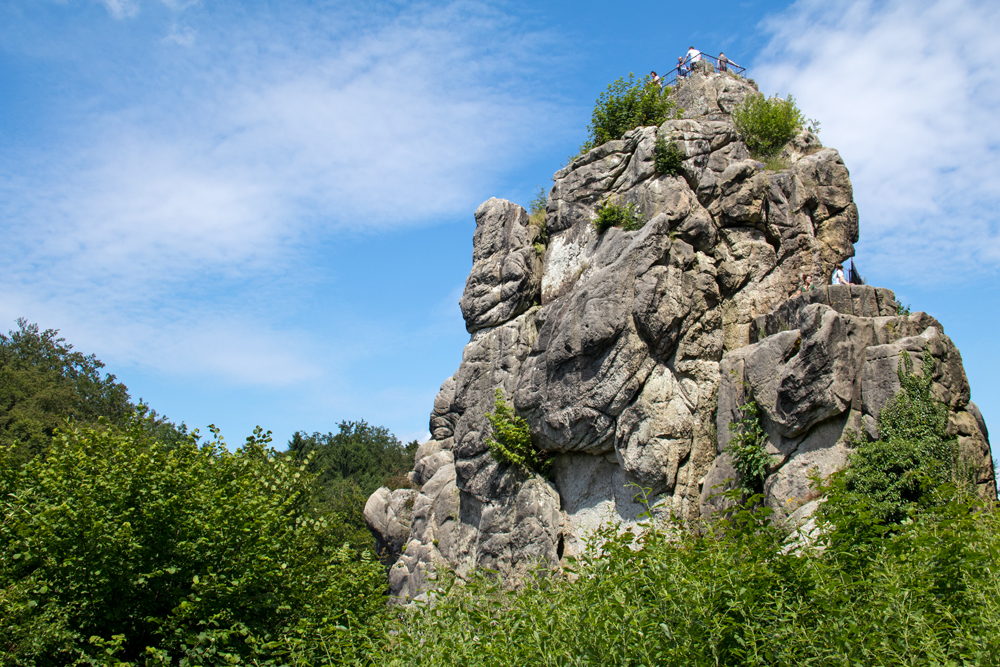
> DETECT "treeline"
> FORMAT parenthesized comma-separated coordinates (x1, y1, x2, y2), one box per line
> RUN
(2, 320, 999, 666)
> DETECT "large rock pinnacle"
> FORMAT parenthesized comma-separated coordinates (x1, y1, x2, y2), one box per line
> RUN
(363, 65, 996, 601)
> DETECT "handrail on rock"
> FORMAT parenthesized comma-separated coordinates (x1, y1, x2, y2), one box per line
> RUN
(658, 50, 746, 89)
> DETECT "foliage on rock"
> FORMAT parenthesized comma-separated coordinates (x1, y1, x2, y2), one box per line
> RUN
(593, 196, 642, 233)
(822, 349, 960, 527)
(654, 134, 685, 176)
(0, 415, 387, 665)
(583, 73, 677, 152)
(726, 396, 774, 498)
(732, 93, 805, 158)
(485, 389, 549, 474)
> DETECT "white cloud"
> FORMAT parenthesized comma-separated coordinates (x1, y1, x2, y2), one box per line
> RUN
(98, 0, 140, 19)
(0, 2, 566, 387)
(164, 23, 196, 45)
(755, 0, 1000, 283)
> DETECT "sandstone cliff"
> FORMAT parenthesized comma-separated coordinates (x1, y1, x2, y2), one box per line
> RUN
(365, 63, 996, 601)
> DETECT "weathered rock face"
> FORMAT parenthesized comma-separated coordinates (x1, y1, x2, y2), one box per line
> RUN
(702, 287, 996, 521)
(364, 67, 995, 600)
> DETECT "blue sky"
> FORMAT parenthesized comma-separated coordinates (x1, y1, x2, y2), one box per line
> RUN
(2, 0, 998, 457)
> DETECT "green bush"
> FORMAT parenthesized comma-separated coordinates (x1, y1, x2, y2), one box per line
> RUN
(726, 397, 774, 498)
(584, 73, 677, 151)
(821, 349, 959, 528)
(384, 491, 1000, 666)
(654, 134, 684, 176)
(0, 415, 387, 666)
(592, 197, 642, 233)
(485, 389, 548, 474)
(732, 93, 805, 158)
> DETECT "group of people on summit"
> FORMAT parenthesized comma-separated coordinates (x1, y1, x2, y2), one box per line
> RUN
(648, 47, 741, 89)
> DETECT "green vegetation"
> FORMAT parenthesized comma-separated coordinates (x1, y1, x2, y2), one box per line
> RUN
(528, 186, 546, 227)
(2, 319, 997, 666)
(732, 93, 805, 159)
(593, 196, 642, 233)
(286, 422, 418, 553)
(726, 397, 774, 498)
(583, 73, 678, 153)
(654, 134, 684, 176)
(821, 349, 960, 527)
(384, 489, 1000, 666)
(0, 319, 189, 464)
(485, 389, 549, 474)
(0, 416, 387, 666)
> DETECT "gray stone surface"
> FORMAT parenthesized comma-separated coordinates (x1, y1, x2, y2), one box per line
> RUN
(707, 294, 997, 522)
(365, 66, 995, 599)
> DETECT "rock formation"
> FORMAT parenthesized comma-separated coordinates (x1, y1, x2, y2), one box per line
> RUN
(364, 62, 996, 601)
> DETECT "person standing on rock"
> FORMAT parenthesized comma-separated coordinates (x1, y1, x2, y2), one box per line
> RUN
(718, 52, 738, 73)
(686, 46, 701, 71)
(650, 70, 661, 89)
(677, 55, 689, 78)
(798, 274, 814, 293)
(832, 264, 849, 285)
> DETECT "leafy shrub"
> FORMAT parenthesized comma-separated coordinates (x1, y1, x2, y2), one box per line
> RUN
(654, 134, 684, 176)
(485, 389, 548, 474)
(727, 397, 774, 498)
(0, 415, 387, 665)
(593, 197, 642, 233)
(584, 73, 677, 151)
(822, 349, 959, 527)
(385, 491, 1000, 666)
(732, 93, 805, 158)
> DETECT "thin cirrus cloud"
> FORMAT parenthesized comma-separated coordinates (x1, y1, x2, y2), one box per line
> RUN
(754, 0, 1000, 283)
(0, 2, 566, 387)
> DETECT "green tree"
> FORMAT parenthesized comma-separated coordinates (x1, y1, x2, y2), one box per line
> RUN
(0, 415, 387, 666)
(285, 421, 418, 553)
(584, 73, 677, 151)
(0, 319, 189, 464)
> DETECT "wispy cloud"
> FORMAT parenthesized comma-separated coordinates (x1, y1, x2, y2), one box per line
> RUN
(97, 0, 140, 20)
(755, 0, 1000, 283)
(0, 2, 567, 388)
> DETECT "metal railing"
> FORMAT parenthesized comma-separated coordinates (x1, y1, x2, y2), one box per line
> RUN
(654, 51, 746, 89)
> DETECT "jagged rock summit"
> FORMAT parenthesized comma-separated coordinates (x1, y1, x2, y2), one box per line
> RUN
(365, 62, 996, 601)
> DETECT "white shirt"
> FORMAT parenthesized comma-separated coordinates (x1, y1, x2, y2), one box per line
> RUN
(833, 268, 848, 285)
(686, 48, 701, 63)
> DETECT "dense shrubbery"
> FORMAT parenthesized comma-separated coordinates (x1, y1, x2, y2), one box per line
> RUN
(485, 389, 549, 474)
(732, 93, 805, 158)
(592, 197, 642, 233)
(582, 73, 677, 153)
(383, 488, 1000, 666)
(0, 416, 387, 666)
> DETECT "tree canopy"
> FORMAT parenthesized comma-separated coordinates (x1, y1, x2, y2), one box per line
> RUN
(0, 416, 387, 665)
(0, 319, 189, 463)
